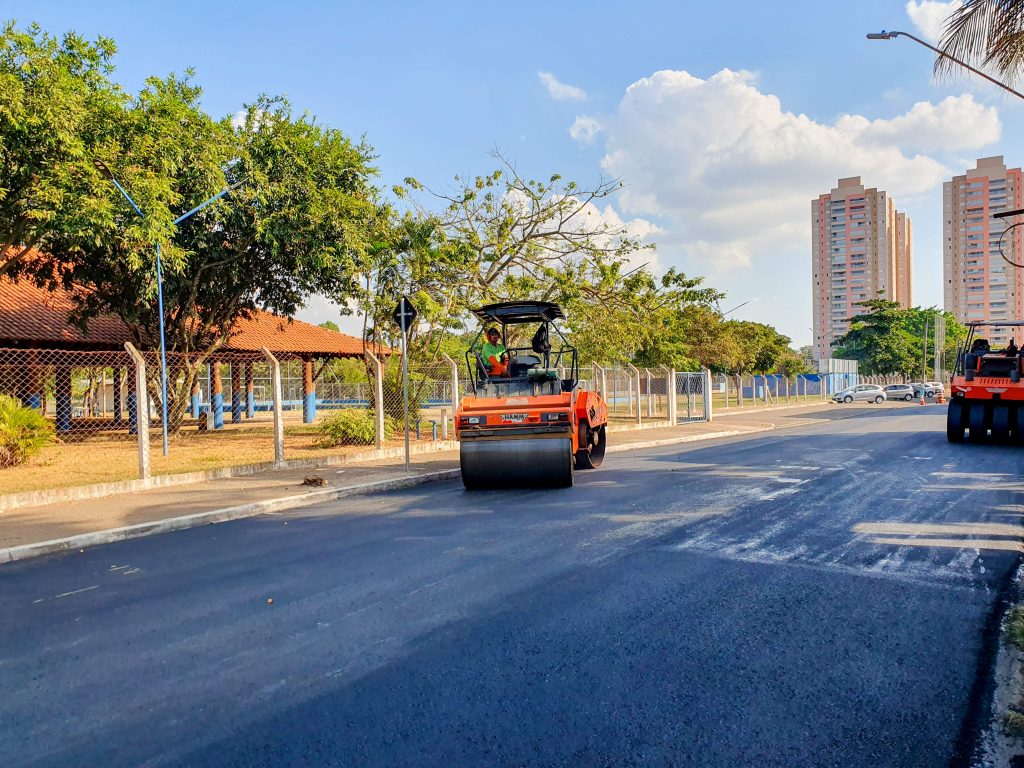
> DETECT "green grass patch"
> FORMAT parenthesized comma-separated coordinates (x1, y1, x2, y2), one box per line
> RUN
(1007, 606, 1024, 652)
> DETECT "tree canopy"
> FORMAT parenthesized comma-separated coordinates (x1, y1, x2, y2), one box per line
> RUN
(832, 300, 966, 376)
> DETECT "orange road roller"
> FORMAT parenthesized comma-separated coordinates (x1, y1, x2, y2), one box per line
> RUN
(455, 301, 608, 489)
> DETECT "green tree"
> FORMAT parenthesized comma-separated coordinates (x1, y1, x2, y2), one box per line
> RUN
(832, 300, 966, 376)
(0, 23, 125, 278)
(63, 84, 383, 426)
(319, 320, 341, 332)
(369, 154, 654, 362)
(723, 320, 794, 374)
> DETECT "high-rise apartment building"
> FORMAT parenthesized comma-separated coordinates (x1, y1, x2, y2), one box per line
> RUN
(811, 177, 912, 360)
(943, 156, 1024, 347)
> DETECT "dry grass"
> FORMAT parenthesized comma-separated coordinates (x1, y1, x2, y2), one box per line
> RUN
(0, 414, 451, 496)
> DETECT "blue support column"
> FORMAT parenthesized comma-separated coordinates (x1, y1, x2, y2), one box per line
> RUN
(55, 366, 72, 433)
(245, 362, 255, 418)
(302, 358, 316, 424)
(112, 365, 122, 424)
(231, 363, 243, 423)
(190, 380, 201, 417)
(212, 361, 225, 429)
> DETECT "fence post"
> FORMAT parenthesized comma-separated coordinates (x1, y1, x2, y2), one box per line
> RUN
(627, 363, 643, 426)
(365, 350, 386, 450)
(703, 368, 713, 422)
(441, 353, 460, 416)
(660, 365, 677, 424)
(124, 343, 151, 480)
(261, 347, 285, 467)
(593, 363, 608, 398)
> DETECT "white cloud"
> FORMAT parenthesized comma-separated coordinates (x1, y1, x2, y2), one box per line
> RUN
(538, 71, 587, 101)
(835, 95, 999, 152)
(589, 66, 1001, 340)
(906, 1, 961, 43)
(569, 115, 603, 144)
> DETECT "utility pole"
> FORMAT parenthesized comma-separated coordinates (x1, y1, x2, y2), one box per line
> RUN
(921, 314, 929, 405)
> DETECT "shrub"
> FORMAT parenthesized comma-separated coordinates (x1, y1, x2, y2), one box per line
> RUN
(0, 395, 56, 468)
(316, 409, 378, 447)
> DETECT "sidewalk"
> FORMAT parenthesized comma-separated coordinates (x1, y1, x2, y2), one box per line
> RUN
(0, 401, 836, 562)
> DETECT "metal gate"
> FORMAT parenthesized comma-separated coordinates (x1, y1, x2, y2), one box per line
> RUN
(675, 371, 706, 423)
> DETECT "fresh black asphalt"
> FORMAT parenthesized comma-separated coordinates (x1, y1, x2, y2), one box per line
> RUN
(1, 404, 1021, 767)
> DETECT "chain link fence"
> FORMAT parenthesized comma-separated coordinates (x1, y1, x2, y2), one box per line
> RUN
(3, 344, 862, 498)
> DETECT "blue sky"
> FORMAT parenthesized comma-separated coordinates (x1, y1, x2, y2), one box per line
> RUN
(11, 1, 1023, 348)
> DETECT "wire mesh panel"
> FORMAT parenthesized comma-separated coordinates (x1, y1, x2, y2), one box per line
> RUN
(603, 364, 637, 422)
(0, 347, 145, 494)
(136, 350, 278, 476)
(675, 371, 706, 423)
(642, 368, 670, 420)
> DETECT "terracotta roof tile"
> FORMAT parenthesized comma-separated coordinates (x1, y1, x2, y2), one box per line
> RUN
(0, 275, 376, 357)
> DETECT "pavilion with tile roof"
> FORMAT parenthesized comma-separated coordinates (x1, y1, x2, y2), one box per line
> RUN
(0, 276, 381, 431)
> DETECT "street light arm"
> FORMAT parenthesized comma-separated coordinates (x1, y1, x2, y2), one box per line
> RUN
(107, 175, 145, 219)
(867, 29, 1024, 101)
(172, 180, 246, 226)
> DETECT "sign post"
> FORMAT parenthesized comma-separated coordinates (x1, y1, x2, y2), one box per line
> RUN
(392, 296, 418, 473)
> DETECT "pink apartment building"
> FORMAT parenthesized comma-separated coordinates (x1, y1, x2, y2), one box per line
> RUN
(943, 156, 1024, 348)
(811, 177, 912, 360)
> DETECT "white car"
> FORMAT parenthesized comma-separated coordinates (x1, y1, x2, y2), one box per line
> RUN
(833, 384, 887, 404)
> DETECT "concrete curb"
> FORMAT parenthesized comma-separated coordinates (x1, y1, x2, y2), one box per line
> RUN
(0, 416, 795, 566)
(0, 469, 460, 566)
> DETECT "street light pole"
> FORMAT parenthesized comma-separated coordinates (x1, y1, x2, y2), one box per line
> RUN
(866, 30, 1024, 101)
(95, 160, 244, 456)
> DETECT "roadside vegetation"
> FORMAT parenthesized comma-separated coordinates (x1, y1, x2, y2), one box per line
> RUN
(0, 395, 55, 467)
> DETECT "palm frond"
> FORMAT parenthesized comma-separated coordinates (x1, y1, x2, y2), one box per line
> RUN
(935, 0, 1024, 85)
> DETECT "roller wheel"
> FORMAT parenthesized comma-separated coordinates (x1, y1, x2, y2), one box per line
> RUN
(992, 404, 1011, 442)
(843, 395, 853, 404)
(575, 422, 606, 470)
(947, 398, 966, 442)
(967, 401, 989, 443)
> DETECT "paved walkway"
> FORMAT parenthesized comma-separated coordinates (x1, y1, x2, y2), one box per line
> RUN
(0, 401, 845, 551)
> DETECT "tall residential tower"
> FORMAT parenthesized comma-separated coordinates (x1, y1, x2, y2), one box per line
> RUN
(811, 177, 912, 360)
(943, 156, 1024, 347)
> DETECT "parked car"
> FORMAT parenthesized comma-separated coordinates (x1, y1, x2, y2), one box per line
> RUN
(833, 384, 887, 404)
(883, 384, 915, 401)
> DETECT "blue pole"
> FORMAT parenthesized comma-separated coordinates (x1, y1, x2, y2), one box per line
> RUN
(55, 366, 72, 433)
(231, 363, 243, 423)
(212, 361, 224, 429)
(155, 242, 170, 455)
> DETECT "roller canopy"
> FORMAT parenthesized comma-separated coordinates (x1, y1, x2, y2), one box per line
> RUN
(472, 302, 565, 325)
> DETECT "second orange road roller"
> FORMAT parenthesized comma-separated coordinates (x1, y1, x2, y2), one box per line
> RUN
(947, 321, 1024, 442)
(455, 301, 608, 489)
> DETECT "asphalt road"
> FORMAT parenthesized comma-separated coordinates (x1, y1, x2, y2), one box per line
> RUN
(2, 404, 1022, 767)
